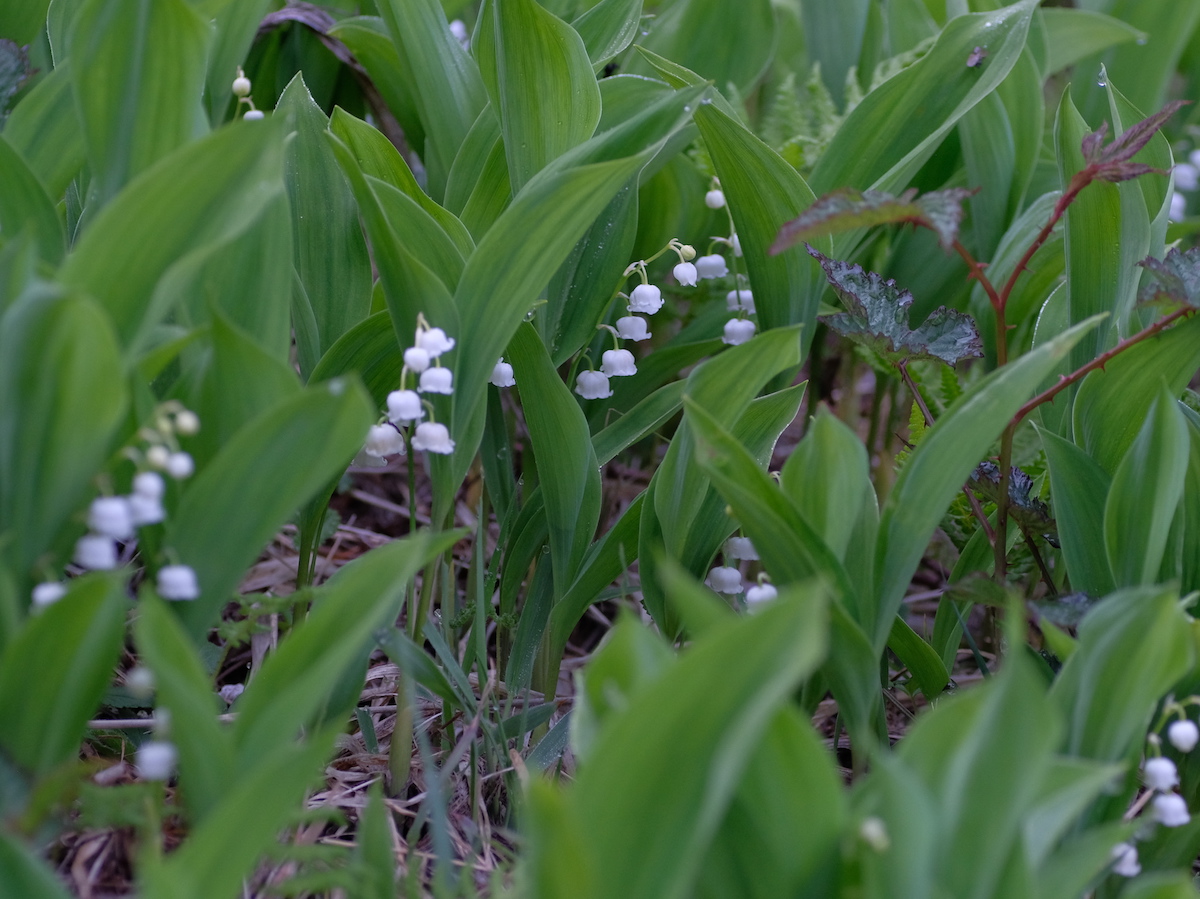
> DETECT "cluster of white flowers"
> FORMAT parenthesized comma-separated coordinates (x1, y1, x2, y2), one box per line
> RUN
(1112, 711, 1200, 878)
(39, 405, 201, 608)
(367, 316, 458, 458)
(1169, 150, 1200, 221)
(231, 67, 264, 121)
(706, 535, 776, 606)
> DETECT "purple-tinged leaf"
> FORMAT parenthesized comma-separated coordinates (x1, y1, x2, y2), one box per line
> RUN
(968, 461, 1056, 534)
(772, 186, 974, 254)
(1091, 162, 1165, 184)
(1079, 99, 1187, 184)
(809, 247, 983, 367)
(1138, 246, 1200, 308)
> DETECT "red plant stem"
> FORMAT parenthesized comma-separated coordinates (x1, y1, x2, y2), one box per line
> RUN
(1010, 306, 1196, 427)
(953, 239, 1003, 313)
(998, 170, 1092, 308)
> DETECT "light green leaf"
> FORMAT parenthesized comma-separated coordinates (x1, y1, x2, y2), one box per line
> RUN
(1039, 8, 1144, 75)
(0, 136, 64, 265)
(3, 62, 84, 200)
(0, 832, 75, 899)
(799, 0, 868, 108)
(573, 0, 642, 68)
(0, 0, 52, 44)
(68, 0, 210, 210)
(202, 0, 274, 124)
(1038, 427, 1115, 597)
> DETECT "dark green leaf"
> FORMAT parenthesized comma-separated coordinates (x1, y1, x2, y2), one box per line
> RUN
(1138, 247, 1200, 308)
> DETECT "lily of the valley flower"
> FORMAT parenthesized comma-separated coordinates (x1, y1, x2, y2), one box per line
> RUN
(723, 318, 757, 346)
(75, 535, 117, 571)
(88, 497, 134, 541)
(695, 254, 729, 279)
(724, 536, 758, 560)
(157, 565, 200, 601)
(387, 389, 425, 423)
(31, 582, 67, 610)
(615, 316, 651, 341)
(1111, 843, 1141, 877)
(419, 367, 454, 394)
(707, 566, 743, 594)
(628, 284, 664, 314)
(1152, 793, 1190, 827)
(136, 740, 177, 781)
(673, 261, 698, 287)
(412, 421, 455, 454)
(1169, 720, 1200, 753)
(575, 370, 613, 400)
(601, 349, 637, 377)
(745, 582, 777, 604)
(726, 289, 755, 314)
(364, 424, 404, 458)
(491, 359, 516, 388)
(166, 452, 194, 480)
(1144, 757, 1179, 791)
(403, 347, 431, 373)
(416, 326, 455, 357)
(705, 189, 726, 209)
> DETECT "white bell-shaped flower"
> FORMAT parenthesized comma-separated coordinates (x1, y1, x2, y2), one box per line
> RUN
(411, 421, 455, 454)
(129, 493, 165, 526)
(695, 254, 729, 279)
(416, 327, 455, 357)
(745, 582, 777, 605)
(364, 424, 404, 458)
(673, 261, 698, 287)
(133, 471, 165, 501)
(243, 109, 265, 121)
(219, 683, 245, 705)
(1171, 192, 1187, 220)
(1190, 149, 1200, 171)
(601, 349, 637, 377)
(146, 445, 170, 470)
(628, 284, 664, 314)
(75, 535, 117, 570)
(490, 359, 516, 388)
(1152, 793, 1190, 827)
(705, 189, 726, 209)
(166, 452, 194, 480)
(1174, 162, 1199, 192)
(419, 367, 454, 394)
(387, 389, 425, 423)
(32, 582, 67, 610)
(136, 740, 177, 781)
(157, 565, 200, 601)
(726, 289, 755, 313)
(88, 496, 134, 541)
(615, 316, 651, 341)
(232, 75, 251, 97)
(1168, 720, 1200, 753)
(1111, 843, 1141, 877)
(723, 318, 757, 346)
(403, 347, 431, 373)
(1144, 757, 1179, 791)
(724, 536, 759, 560)
(707, 566, 743, 594)
(174, 410, 200, 435)
(575, 370, 613, 400)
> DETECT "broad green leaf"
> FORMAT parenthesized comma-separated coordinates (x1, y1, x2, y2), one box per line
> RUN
(1052, 584, 1193, 763)
(525, 779, 598, 899)
(377, 0, 487, 198)
(3, 62, 84, 200)
(135, 594, 232, 821)
(355, 785, 398, 899)
(592, 381, 686, 465)
(810, 247, 983, 366)
(994, 48, 1043, 218)
(957, 91, 1015, 259)
(170, 379, 375, 637)
(799, 0, 868, 108)
(59, 120, 285, 352)
(0, 0, 51, 44)
(810, 0, 1038, 195)
(1024, 758, 1127, 867)
(0, 294, 126, 579)
(1071, 314, 1200, 474)
(1039, 8, 1144, 75)
(0, 832, 74, 899)
(1038, 427, 1115, 597)
(1184, 418, 1200, 594)
(0, 136, 64, 265)
(232, 531, 458, 766)
(68, 0, 210, 210)
(695, 102, 827, 337)
(444, 104, 503, 217)
(309, 310, 405, 403)
(852, 754, 939, 899)
(1103, 386, 1189, 587)
(202, 0, 274, 124)
(508, 323, 601, 595)
(570, 584, 828, 899)
(277, 75, 373, 363)
(572, 0, 642, 68)
(889, 615, 950, 699)
(633, 0, 775, 96)
(0, 574, 126, 776)
(477, 0, 602, 193)
(875, 316, 1100, 651)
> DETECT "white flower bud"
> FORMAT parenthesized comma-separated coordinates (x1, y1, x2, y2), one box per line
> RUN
(133, 471, 165, 501)
(364, 424, 404, 458)
(695, 254, 729, 279)
(1168, 720, 1200, 753)
(219, 683, 245, 705)
(705, 189, 726, 209)
(449, 18, 469, 46)
(574, 370, 612, 400)
(745, 582, 777, 605)
(1152, 792, 1190, 827)
(88, 496, 134, 540)
(628, 284, 664, 314)
(232, 75, 251, 97)
(1111, 842, 1141, 877)
(31, 582, 67, 610)
(165, 452, 194, 480)
(724, 537, 758, 560)
(726, 289, 755, 313)
(243, 109, 265, 121)
(415, 327, 455, 357)
(128, 493, 165, 526)
(411, 421, 455, 454)
(678, 244, 696, 261)
(615, 316, 651, 341)
(600, 349, 637, 377)
(146, 445, 170, 470)
(1190, 149, 1200, 171)
(490, 359, 516, 388)
(136, 740, 177, 781)
(173, 409, 200, 435)
(157, 565, 200, 601)
(1144, 756, 1179, 791)
(418, 367, 454, 394)
(1170, 191, 1187, 221)
(125, 666, 155, 697)
(707, 566, 743, 594)
(1174, 162, 1199, 192)
(74, 535, 117, 570)
(403, 347, 431, 373)
(386, 389, 424, 424)
(673, 261, 698, 287)
(859, 817, 890, 852)
(722, 318, 756, 346)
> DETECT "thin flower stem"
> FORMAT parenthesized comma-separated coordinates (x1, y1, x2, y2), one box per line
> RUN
(1010, 306, 1196, 427)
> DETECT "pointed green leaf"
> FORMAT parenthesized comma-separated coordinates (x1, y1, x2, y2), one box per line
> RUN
(0, 136, 64, 265)
(3, 62, 84, 201)
(1039, 428, 1115, 597)
(572, 0, 642, 68)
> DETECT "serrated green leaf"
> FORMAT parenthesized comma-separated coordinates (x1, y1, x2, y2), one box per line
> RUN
(810, 248, 983, 366)
(1139, 247, 1200, 308)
